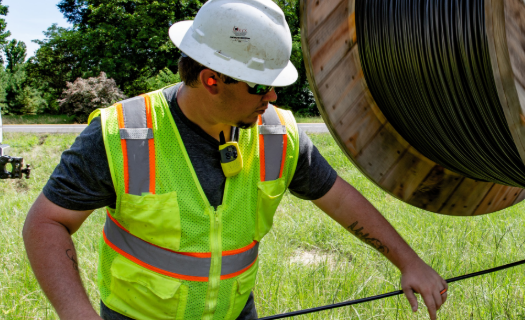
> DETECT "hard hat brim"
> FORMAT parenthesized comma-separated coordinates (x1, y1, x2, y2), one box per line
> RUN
(169, 21, 299, 87)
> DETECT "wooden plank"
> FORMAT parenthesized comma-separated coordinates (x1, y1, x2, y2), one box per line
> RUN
(336, 92, 383, 157)
(326, 70, 365, 124)
(309, 1, 354, 84)
(379, 147, 436, 201)
(438, 180, 494, 216)
(354, 124, 409, 182)
(305, 0, 345, 37)
(352, 49, 389, 125)
(318, 47, 360, 109)
(505, 0, 525, 88)
(408, 167, 464, 213)
(512, 189, 525, 205)
(473, 184, 524, 215)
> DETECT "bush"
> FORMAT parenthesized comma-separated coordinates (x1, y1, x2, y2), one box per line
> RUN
(145, 68, 181, 92)
(58, 72, 127, 123)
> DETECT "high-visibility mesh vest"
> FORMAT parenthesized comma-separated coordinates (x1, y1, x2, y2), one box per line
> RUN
(90, 86, 300, 320)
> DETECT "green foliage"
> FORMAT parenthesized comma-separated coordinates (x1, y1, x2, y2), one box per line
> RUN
(146, 68, 181, 92)
(26, 25, 85, 113)
(0, 0, 11, 64)
(54, 0, 203, 96)
(2, 41, 47, 115)
(272, 0, 317, 116)
(5, 39, 26, 73)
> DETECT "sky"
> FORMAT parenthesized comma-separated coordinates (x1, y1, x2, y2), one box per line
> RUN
(3, 0, 70, 58)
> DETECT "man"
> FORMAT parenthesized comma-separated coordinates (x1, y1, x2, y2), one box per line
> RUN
(23, 0, 448, 319)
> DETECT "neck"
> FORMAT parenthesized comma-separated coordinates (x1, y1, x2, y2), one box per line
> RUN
(177, 83, 232, 142)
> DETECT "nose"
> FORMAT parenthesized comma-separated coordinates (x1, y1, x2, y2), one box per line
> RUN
(262, 88, 278, 102)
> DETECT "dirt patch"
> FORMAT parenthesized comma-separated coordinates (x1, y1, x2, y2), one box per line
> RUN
(38, 135, 49, 145)
(14, 179, 29, 192)
(289, 248, 352, 269)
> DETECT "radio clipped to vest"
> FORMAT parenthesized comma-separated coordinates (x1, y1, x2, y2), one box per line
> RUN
(219, 130, 243, 177)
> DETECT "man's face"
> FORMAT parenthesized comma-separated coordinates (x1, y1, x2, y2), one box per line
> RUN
(216, 80, 278, 129)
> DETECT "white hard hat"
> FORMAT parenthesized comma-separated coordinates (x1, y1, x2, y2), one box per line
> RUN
(169, 0, 298, 87)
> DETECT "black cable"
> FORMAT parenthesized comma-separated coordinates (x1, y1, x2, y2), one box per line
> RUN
(355, 0, 525, 187)
(256, 258, 525, 320)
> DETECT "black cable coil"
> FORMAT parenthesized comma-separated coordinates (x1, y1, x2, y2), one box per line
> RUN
(356, 0, 525, 187)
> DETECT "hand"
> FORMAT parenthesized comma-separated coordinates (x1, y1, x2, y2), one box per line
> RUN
(400, 259, 447, 320)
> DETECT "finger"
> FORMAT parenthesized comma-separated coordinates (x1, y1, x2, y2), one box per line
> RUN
(441, 280, 448, 305)
(433, 289, 443, 311)
(421, 292, 437, 320)
(441, 292, 447, 305)
(402, 287, 418, 313)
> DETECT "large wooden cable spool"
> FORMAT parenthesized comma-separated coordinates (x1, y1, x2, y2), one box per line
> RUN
(300, 0, 525, 216)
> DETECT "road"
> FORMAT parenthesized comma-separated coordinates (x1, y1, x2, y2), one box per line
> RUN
(3, 123, 329, 134)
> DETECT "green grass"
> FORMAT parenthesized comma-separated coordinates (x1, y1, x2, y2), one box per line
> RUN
(1, 132, 525, 319)
(0, 114, 323, 125)
(1, 114, 77, 125)
(294, 116, 324, 123)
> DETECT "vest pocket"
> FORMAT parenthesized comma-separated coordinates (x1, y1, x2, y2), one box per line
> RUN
(225, 260, 259, 319)
(107, 255, 188, 320)
(120, 191, 181, 251)
(255, 178, 286, 241)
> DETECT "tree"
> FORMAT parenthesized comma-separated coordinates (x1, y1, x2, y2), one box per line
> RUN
(0, 0, 10, 63)
(56, 0, 203, 96)
(26, 25, 85, 112)
(272, 0, 317, 116)
(5, 39, 27, 72)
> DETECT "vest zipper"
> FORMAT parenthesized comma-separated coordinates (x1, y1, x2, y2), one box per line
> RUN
(203, 205, 223, 320)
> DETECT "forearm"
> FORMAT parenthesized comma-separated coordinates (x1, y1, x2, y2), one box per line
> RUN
(23, 195, 99, 319)
(313, 176, 421, 271)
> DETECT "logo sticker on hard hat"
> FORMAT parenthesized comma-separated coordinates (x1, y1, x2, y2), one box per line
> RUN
(231, 26, 250, 42)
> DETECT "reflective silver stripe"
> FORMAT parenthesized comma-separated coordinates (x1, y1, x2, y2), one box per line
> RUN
(259, 125, 286, 135)
(121, 96, 147, 128)
(260, 105, 286, 181)
(119, 96, 152, 196)
(119, 128, 153, 140)
(104, 215, 259, 278)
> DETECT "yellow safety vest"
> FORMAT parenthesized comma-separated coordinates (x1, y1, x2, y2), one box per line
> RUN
(89, 86, 300, 319)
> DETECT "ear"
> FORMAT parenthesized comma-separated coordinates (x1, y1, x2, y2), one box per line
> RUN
(200, 69, 219, 95)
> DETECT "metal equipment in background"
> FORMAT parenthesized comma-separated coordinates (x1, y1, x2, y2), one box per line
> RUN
(0, 112, 31, 180)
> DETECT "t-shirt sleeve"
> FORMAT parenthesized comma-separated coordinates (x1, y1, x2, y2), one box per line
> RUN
(43, 116, 117, 210)
(287, 128, 338, 200)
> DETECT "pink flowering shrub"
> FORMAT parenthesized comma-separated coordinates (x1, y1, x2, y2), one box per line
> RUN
(58, 72, 127, 122)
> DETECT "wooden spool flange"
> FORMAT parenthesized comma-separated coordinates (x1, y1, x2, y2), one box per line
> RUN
(300, 0, 525, 215)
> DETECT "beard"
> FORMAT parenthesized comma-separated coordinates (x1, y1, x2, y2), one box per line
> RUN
(236, 120, 258, 130)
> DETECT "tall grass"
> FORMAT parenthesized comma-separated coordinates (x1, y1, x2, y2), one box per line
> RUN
(1, 132, 524, 319)
(2, 115, 77, 125)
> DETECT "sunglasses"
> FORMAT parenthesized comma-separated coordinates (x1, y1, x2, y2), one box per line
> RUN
(232, 77, 275, 95)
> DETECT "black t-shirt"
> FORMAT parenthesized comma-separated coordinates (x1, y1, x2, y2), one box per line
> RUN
(43, 85, 337, 210)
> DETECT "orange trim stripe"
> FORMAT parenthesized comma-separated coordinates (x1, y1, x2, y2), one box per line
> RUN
(142, 94, 156, 195)
(258, 115, 266, 182)
(275, 108, 287, 179)
(107, 211, 129, 233)
(223, 240, 257, 256)
(117, 104, 130, 194)
(103, 231, 209, 282)
(116, 103, 125, 128)
(148, 139, 156, 194)
(220, 258, 257, 280)
(279, 135, 287, 178)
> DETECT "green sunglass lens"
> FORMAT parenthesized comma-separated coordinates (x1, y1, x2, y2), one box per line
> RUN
(248, 85, 274, 95)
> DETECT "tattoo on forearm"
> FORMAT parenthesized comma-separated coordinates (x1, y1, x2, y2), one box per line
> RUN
(66, 249, 79, 272)
(347, 221, 390, 254)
